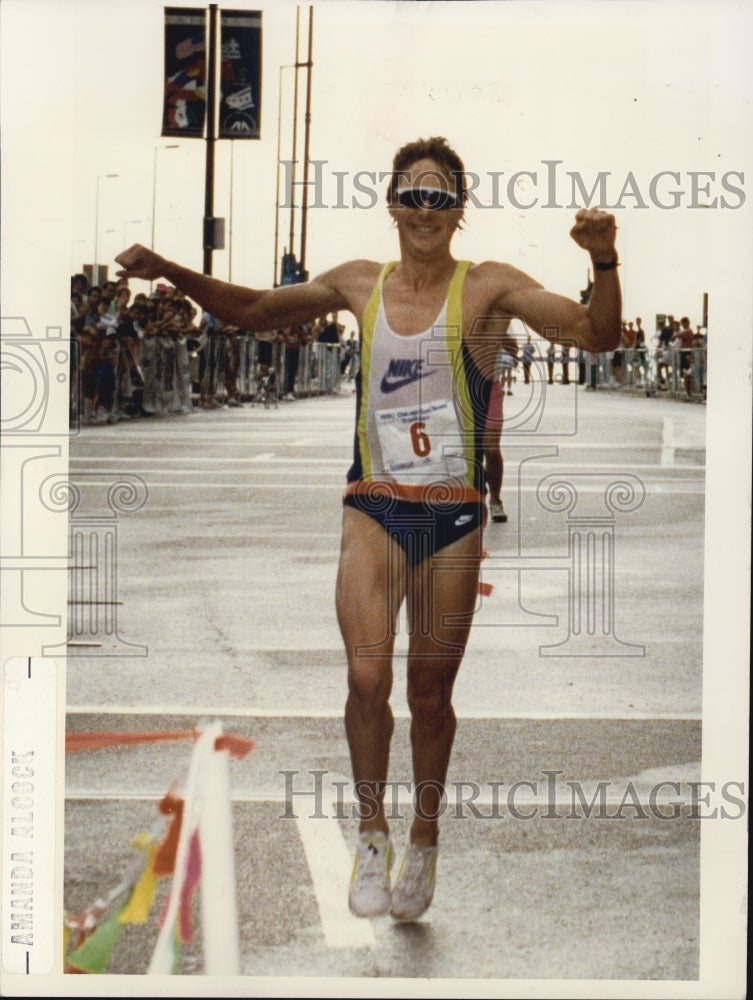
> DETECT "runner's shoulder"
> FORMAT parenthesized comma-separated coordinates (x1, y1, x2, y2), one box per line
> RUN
(466, 259, 531, 286)
(314, 259, 382, 285)
(465, 260, 543, 309)
(312, 259, 383, 303)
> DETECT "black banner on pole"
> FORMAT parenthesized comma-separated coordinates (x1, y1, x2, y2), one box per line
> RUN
(219, 10, 262, 138)
(162, 7, 208, 138)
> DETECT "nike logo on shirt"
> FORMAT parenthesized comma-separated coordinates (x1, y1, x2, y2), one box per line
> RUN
(380, 359, 435, 393)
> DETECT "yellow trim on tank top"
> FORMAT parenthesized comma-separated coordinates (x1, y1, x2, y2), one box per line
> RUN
(443, 260, 475, 486)
(356, 262, 394, 481)
(358, 259, 471, 484)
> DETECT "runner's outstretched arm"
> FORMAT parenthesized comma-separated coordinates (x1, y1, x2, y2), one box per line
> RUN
(114, 244, 349, 331)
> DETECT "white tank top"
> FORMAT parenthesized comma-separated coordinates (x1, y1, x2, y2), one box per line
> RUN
(346, 259, 486, 501)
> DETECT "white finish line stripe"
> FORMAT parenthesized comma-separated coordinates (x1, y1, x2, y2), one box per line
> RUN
(66, 779, 702, 809)
(295, 815, 375, 950)
(65, 705, 702, 720)
(89, 480, 705, 494)
(71, 458, 704, 471)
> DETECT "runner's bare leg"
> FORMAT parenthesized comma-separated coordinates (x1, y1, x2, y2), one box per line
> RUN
(404, 527, 482, 846)
(336, 506, 407, 835)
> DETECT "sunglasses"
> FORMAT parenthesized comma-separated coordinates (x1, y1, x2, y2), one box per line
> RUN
(393, 186, 460, 211)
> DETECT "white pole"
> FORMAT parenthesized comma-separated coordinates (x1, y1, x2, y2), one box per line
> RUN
(150, 147, 158, 254)
(147, 725, 210, 975)
(197, 722, 241, 975)
(147, 720, 241, 976)
(94, 174, 118, 286)
(228, 142, 234, 283)
(94, 175, 101, 287)
(123, 220, 142, 247)
(150, 145, 179, 290)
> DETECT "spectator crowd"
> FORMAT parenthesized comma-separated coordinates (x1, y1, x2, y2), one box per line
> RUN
(69, 273, 358, 424)
(504, 314, 706, 400)
(69, 273, 707, 426)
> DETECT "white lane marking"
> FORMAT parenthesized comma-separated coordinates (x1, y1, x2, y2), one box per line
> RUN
(66, 768, 704, 811)
(70, 455, 340, 465)
(295, 815, 375, 950)
(72, 468, 701, 479)
(71, 441, 704, 457)
(108, 483, 344, 489)
(71, 455, 704, 467)
(73, 480, 705, 495)
(66, 705, 702, 721)
(70, 464, 705, 481)
(661, 415, 675, 466)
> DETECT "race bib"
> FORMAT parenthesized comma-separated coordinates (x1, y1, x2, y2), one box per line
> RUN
(375, 399, 467, 483)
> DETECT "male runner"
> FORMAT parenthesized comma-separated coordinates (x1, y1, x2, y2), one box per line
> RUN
(116, 136, 621, 921)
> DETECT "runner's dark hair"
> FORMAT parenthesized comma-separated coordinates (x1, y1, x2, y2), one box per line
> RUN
(386, 136, 468, 206)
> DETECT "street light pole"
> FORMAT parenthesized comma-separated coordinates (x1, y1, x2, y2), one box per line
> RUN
(229, 142, 235, 282)
(273, 64, 295, 286)
(151, 145, 179, 289)
(94, 173, 119, 286)
(124, 219, 142, 246)
(203, 2, 219, 276)
(298, 6, 314, 280)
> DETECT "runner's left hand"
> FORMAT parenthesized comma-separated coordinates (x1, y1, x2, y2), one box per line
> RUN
(569, 208, 617, 261)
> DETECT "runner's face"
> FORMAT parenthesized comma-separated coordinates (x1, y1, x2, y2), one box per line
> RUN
(388, 158, 463, 253)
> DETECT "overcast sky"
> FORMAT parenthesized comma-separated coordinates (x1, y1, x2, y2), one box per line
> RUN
(3, 0, 752, 336)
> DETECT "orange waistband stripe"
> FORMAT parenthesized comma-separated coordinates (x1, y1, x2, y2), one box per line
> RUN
(343, 480, 485, 506)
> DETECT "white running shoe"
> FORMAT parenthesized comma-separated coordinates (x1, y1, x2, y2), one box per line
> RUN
(348, 831, 394, 917)
(489, 499, 508, 523)
(390, 840, 438, 921)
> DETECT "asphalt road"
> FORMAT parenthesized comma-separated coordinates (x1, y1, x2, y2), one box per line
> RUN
(63, 379, 707, 990)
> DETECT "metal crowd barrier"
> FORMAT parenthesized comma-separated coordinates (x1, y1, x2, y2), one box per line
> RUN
(585, 346, 707, 401)
(140, 335, 194, 415)
(537, 346, 707, 402)
(72, 333, 346, 423)
(253, 339, 343, 399)
(199, 334, 344, 404)
(72, 335, 705, 425)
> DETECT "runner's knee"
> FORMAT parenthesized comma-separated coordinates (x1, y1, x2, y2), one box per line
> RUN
(406, 673, 455, 723)
(347, 662, 393, 707)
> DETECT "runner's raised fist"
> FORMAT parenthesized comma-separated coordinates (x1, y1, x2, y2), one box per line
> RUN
(569, 208, 617, 261)
(114, 244, 167, 281)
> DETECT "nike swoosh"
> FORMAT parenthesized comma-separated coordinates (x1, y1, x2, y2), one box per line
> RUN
(454, 514, 474, 527)
(380, 370, 434, 394)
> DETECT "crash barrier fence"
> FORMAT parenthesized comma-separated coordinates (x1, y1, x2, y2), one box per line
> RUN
(533, 347, 707, 401)
(71, 338, 705, 425)
(70, 332, 352, 423)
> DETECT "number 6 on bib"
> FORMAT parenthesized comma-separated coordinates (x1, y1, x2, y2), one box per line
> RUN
(410, 421, 431, 457)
